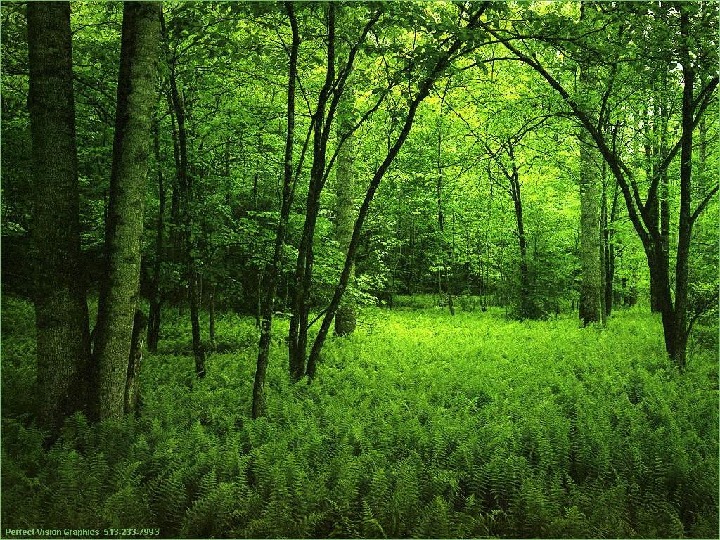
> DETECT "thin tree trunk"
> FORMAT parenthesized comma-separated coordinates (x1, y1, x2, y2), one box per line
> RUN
(93, 1, 161, 420)
(334, 90, 357, 336)
(148, 120, 165, 353)
(209, 281, 216, 349)
(510, 168, 533, 319)
(189, 269, 205, 377)
(306, 5, 489, 377)
(163, 10, 204, 377)
(670, 7, 695, 369)
(27, 1, 91, 434)
(603, 175, 619, 317)
(252, 1, 299, 419)
(289, 3, 336, 381)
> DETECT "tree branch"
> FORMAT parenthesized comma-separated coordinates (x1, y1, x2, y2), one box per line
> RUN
(690, 184, 719, 224)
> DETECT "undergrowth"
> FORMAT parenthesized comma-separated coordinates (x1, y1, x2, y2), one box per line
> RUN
(2, 296, 718, 538)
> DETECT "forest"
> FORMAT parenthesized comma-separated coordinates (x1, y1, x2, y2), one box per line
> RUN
(1, 1, 718, 538)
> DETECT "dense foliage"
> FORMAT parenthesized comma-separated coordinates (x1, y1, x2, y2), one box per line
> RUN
(1, 1, 718, 537)
(2, 296, 718, 537)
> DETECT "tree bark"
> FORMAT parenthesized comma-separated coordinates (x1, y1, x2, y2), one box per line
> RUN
(510, 166, 533, 319)
(27, 1, 92, 434)
(94, 1, 161, 420)
(289, 3, 336, 381)
(125, 310, 147, 416)
(189, 269, 206, 377)
(602, 175, 619, 317)
(670, 7, 695, 369)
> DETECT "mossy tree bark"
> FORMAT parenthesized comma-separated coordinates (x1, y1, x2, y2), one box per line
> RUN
(27, 1, 92, 435)
(94, 1, 161, 420)
(576, 52, 604, 327)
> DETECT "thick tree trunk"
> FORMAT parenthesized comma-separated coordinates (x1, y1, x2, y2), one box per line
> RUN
(125, 310, 147, 415)
(94, 1, 161, 421)
(27, 1, 91, 434)
(578, 130, 604, 326)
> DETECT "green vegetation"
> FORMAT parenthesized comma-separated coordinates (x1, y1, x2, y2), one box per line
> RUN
(3, 296, 717, 538)
(1, 1, 718, 537)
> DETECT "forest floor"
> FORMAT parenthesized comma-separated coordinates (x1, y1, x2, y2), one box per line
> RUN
(2, 296, 718, 538)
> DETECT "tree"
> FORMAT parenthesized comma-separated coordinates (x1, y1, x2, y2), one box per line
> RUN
(577, 117, 604, 325)
(161, 8, 206, 378)
(334, 90, 358, 336)
(481, 2, 718, 366)
(26, 1, 91, 434)
(308, 3, 492, 378)
(288, 2, 383, 381)
(252, 1, 300, 419)
(93, 1, 161, 420)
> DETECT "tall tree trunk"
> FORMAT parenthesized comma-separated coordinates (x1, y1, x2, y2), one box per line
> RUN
(289, 3, 336, 380)
(576, 2, 603, 326)
(648, 89, 671, 314)
(603, 175, 619, 317)
(252, 1, 299, 419)
(436, 87, 456, 316)
(148, 120, 165, 353)
(189, 269, 205, 377)
(27, 1, 91, 434)
(163, 10, 205, 377)
(577, 129, 604, 326)
(307, 4, 489, 377)
(94, 1, 161, 420)
(334, 91, 357, 336)
(670, 7, 695, 369)
(510, 167, 533, 319)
